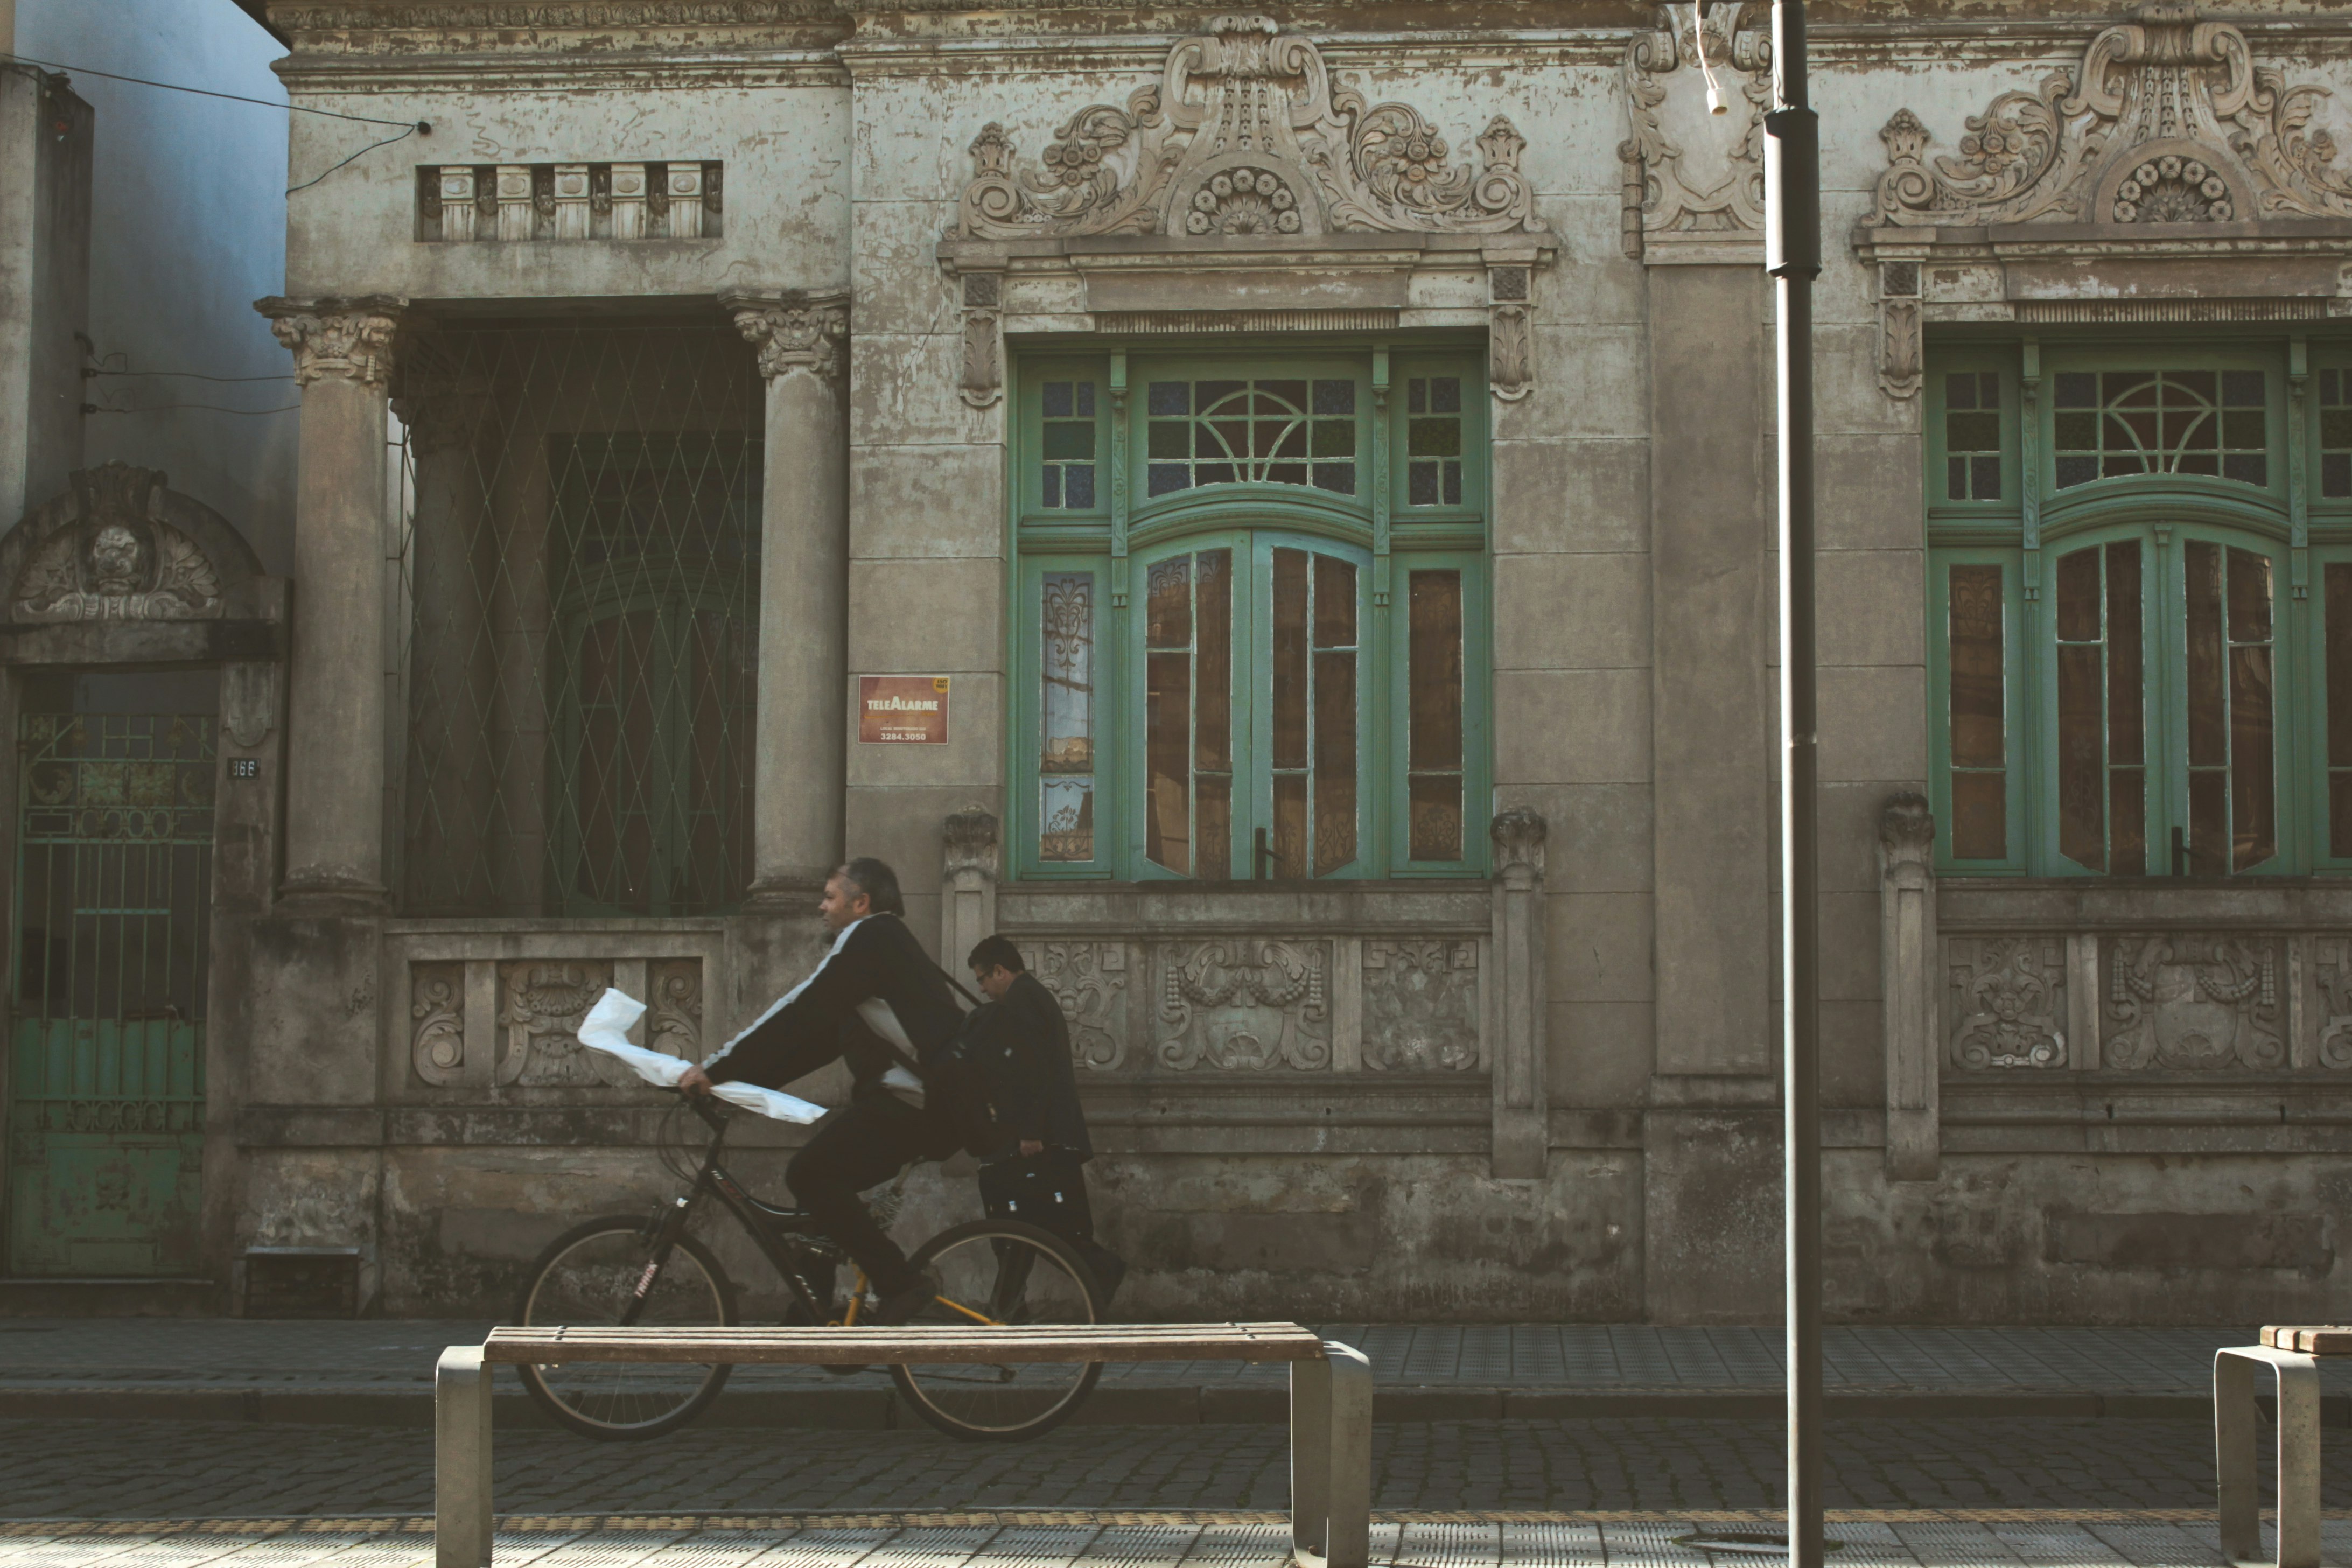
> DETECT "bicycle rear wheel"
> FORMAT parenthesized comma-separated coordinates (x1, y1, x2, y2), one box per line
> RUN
(888, 1218, 1104, 1441)
(513, 1214, 738, 1440)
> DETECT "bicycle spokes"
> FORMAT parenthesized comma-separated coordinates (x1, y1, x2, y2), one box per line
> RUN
(890, 1222, 1102, 1439)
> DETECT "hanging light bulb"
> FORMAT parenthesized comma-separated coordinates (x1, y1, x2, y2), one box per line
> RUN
(1693, 2, 1728, 115)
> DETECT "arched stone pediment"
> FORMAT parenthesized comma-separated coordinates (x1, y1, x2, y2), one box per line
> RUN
(0, 463, 281, 664)
(954, 14, 1541, 241)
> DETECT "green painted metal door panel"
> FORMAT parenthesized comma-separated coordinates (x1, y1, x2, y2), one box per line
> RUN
(6, 712, 213, 1277)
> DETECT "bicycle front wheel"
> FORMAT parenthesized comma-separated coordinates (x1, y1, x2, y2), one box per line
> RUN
(888, 1218, 1104, 1441)
(512, 1215, 738, 1441)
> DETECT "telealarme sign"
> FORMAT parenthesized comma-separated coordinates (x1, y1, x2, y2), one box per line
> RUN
(857, 675, 950, 744)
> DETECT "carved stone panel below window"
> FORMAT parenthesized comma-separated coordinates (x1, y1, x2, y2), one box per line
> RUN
(1024, 941, 1130, 1071)
(484, 958, 705, 1086)
(1153, 940, 1331, 1072)
(1362, 940, 1479, 1071)
(2103, 934, 2284, 1072)
(410, 961, 466, 1087)
(2304, 937, 2352, 1070)
(1945, 935, 2066, 1070)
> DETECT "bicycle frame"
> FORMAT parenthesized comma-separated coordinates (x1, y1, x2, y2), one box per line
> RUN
(635, 1095, 1001, 1329)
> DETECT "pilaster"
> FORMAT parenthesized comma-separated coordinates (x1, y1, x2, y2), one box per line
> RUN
(1879, 793, 1940, 1180)
(942, 807, 999, 971)
(1490, 808, 1549, 1179)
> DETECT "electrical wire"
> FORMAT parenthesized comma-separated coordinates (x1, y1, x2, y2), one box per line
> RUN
(85, 402, 299, 416)
(285, 122, 424, 195)
(89, 369, 296, 384)
(1, 50, 433, 194)
(0, 50, 412, 125)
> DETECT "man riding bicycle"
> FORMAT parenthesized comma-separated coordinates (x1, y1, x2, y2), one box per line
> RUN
(677, 856, 960, 1325)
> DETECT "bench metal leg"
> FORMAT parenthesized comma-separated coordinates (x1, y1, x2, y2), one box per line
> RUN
(1321, 1341, 1373, 1568)
(437, 1346, 493, 1568)
(2216, 1346, 2322, 1568)
(1290, 1354, 1331, 1564)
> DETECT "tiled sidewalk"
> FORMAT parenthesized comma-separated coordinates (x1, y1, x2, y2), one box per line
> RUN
(2, 1515, 2348, 1568)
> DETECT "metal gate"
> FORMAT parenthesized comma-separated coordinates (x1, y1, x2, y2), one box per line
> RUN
(6, 712, 214, 1276)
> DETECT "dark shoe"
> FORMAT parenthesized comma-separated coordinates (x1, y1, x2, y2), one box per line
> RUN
(871, 1268, 939, 1326)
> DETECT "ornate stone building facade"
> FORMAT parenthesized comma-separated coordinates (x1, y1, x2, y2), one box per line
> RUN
(6, 0, 2352, 1321)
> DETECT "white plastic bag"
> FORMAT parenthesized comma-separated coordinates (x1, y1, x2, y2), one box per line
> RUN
(576, 988, 827, 1125)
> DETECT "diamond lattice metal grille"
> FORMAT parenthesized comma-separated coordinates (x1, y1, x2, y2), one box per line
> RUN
(395, 317, 761, 917)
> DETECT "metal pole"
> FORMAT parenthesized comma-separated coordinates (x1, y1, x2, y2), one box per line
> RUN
(1762, 2, 1821, 1564)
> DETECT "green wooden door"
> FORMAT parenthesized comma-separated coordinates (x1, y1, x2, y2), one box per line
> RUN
(6, 712, 214, 1276)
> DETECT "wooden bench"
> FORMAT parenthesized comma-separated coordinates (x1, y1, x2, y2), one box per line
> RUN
(437, 1322, 1371, 1568)
(2215, 1325, 2346, 1568)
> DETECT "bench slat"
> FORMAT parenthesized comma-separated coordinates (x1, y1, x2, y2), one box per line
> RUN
(2262, 1325, 2352, 1354)
(481, 1321, 1327, 1367)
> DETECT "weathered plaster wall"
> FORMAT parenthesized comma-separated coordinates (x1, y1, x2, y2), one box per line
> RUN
(199, 0, 2352, 1323)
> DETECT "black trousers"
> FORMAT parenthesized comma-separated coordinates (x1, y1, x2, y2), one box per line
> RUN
(787, 1091, 958, 1296)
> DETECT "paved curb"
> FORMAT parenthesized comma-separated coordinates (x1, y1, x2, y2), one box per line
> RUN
(4, 1383, 2344, 1428)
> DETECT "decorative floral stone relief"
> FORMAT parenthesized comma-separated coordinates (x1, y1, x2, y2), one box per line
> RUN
(13, 465, 224, 624)
(2306, 938, 2352, 1070)
(648, 960, 704, 1062)
(2104, 934, 2285, 1071)
(1027, 941, 1129, 1070)
(955, 16, 1541, 240)
(1873, 8, 2352, 229)
(1362, 940, 1479, 1072)
(410, 962, 466, 1087)
(496, 961, 622, 1086)
(1945, 936, 2066, 1070)
(1618, 0, 1770, 261)
(1154, 940, 1330, 1071)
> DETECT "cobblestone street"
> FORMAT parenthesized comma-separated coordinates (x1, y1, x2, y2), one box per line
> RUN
(0, 1415, 2317, 1521)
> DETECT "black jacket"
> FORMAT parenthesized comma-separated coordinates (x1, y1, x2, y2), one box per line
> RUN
(965, 971, 1093, 1159)
(701, 914, 967, 1096)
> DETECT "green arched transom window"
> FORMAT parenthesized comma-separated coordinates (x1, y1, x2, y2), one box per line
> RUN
(1927, 339, 2352, 876)
(1013, 348, 1489, 881)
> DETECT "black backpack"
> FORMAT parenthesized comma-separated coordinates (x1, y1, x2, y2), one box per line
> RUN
(874, 964, 1025, 1160)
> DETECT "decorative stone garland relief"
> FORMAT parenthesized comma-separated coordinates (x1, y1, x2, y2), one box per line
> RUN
(948, 14, 1545, 405)
(2103, 933, 2285, 1072)
(2310, 938, 2352, 1070)
(1156, 940, 1331, 1070)
(1862, 5, 2352, 396)
(1361, 940, 1479, 1071)
(1024, 941, 1129, 1070)
(1018, 934, 1488, 1073)
(1945, 936, 2067, 1070)
(409, 957, 703, 1087)
(1618, 0, 1770, 263)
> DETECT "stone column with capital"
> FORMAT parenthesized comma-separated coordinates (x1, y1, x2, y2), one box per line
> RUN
(257, 296, 404, 907)
(391, 367, 495, 912)
(724, 290, 850, 904)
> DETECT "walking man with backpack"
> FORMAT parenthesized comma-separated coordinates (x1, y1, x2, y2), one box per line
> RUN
(964, 934, 1128, 1306)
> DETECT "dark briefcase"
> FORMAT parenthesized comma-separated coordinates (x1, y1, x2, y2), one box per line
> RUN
(978, 1150, 1095, 1241)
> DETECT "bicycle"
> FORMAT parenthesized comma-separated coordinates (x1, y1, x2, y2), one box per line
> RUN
(510, 1091, 1107, 1444)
